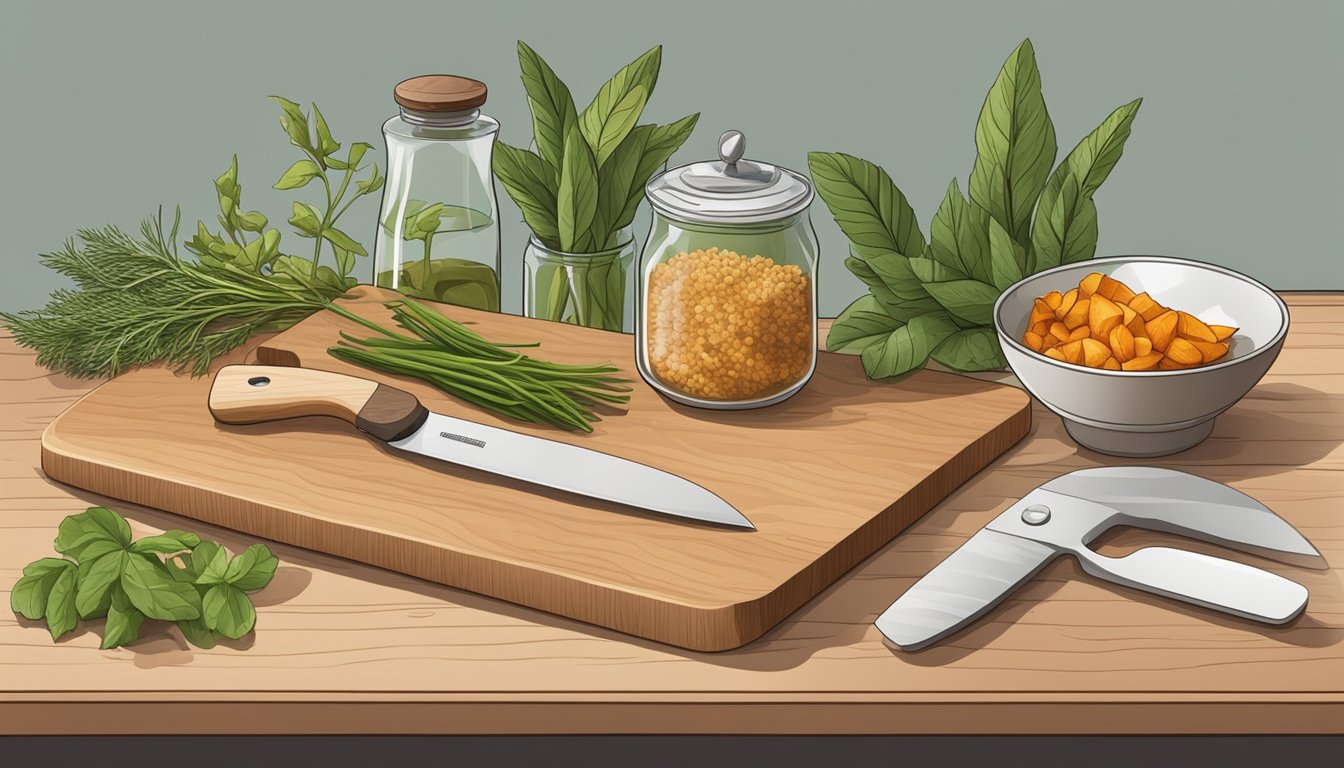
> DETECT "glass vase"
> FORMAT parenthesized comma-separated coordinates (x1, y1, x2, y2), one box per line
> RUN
(523, 230, 637, 333)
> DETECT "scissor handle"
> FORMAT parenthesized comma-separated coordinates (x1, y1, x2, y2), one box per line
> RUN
(1074, 546, 1308, 624)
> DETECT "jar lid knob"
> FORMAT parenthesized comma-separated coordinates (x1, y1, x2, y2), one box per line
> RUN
(718, 130, 746, 167)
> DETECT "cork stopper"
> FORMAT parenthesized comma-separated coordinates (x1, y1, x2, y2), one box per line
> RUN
(393, 75, 488, 112)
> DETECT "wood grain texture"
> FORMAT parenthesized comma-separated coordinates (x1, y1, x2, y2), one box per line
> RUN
(2, 292, 1341, 735)
(207, 364, 379, 425)
(34, 287, 1032, 652)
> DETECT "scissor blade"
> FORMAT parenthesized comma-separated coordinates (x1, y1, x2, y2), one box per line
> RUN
(1042, 467, 1326, 569)
(389, 412, 753, 530)
(875, 529, 1058, 651)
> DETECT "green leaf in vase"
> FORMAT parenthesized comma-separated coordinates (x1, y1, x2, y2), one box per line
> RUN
(492, 142, 560, 246)
(931, 327, 1008, 372)
(611, 113, 700, 233)
(517, 40, 579, 180)
(593, 124, 651, 249)
(395, 258, 501, 312)
(558, 126, 598, 252)
(860, 311, 960, 379)
(579, 45, 660, 167)
(967, 39, 1056, 243)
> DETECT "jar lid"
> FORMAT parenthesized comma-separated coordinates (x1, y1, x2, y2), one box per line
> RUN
(645, 130, 813, 224)
(394, 75, 488, 112)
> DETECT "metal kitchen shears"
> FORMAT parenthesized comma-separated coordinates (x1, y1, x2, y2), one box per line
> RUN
(876, 467, 1327, 651)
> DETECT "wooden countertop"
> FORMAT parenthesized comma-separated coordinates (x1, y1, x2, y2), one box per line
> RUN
(2, 294, 1341, 735)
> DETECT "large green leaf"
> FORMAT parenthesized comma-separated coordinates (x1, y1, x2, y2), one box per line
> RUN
(808, 152, 925, 261)
(988, 216, 1027, 290)
(579, 45, 661, 167)
(493, 142, 560, 246)
(594, 124, 651, 249)
(612, 113, 699, 230)
(922, 279, 1002, 326)
(928, 179, 992, 284)
(44, 565, 79, 641)
(225, 544, 279, 591)
(967, 39, 1057, 244)
(517, 41, 579, 180)
(54, 506, 131, 562)
(270, 96, 312, 152)
(74, 550, 125, 619)
(203, 584, 256, 640)
(101, 585, 145, 650)
(1033, 98, 1141, 269)
(826, 295, 906, 354)
(931, 327, 1008, 371)
(557, 126, 598, 252)
(274, 159, 321, 190)
(10, 558, 72, 621)
(1034, 175, 1098, 266)
(121, 554, 202, 621)
(860, 311, 960, 379)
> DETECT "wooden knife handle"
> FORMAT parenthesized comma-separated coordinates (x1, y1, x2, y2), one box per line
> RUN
(209, 365, 428, 442)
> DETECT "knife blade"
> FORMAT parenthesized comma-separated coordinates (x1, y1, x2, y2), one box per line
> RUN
(875, 528, 1057, 650)
(208, 365, 753, 530)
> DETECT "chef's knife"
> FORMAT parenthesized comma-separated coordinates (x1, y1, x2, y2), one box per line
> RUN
(876, 467, 1325, 650)
(208, 365, 754, 530)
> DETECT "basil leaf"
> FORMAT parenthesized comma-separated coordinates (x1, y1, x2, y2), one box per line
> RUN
(225, 544, 278, 591)
(557, 126, 598, 252)
(214, 156, 243, 221)
(931, 327, 1008, 372)
(44, 565, 79, 641)
(593, 124, 651, 249)
(311, 103, 340, 157)
(288, 202, 323, 238)
(929, 180, 991, 284)
(274, 159, 321, 190)
(517, 41, 579, 180)
(129, 531, 199, 556)
(271, 96, 313, 152)
(808, 152, 926, 262)
(826, 295, 904, 354)
(988, 217, 1027, 291)
(75, 550, 124, 619)
(176, 617, 218, 649)
(121, 554, 202, 621)
(322, 225, 368, 257)
(10, 558, 73, 620)
(922, 279, 1003, 326)
(100, 585, 145, 650)
(202, 584, 256, 640)
(578, 45, 659, 167)
(54, 506, 131, 561)
(1033, 99, 1141, 269)
(860, 311, 960, 380)
(493, 142, 560, 246)
(197, 542, 231, 586)
(967, 39, 1057, 243)
(167, 540, 221, 584)
(613, 113, 699, 230)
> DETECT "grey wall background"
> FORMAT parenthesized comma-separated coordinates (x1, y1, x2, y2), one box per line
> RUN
(2, 0, 1341, 316)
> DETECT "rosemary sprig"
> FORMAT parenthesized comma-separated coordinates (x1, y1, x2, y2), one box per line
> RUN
(326, 300, 632, 432)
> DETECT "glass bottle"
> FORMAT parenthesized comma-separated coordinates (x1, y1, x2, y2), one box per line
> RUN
(374, 75, 501, 311)
(637, 131, 819, 409)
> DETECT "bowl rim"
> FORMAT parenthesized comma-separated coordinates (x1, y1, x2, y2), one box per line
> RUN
(993, 255, 1290, 378)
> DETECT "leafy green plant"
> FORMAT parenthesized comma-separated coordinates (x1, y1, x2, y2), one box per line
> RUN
(378, 200, 501, 311)
(3, 98, 384, 378)
(10, 507, 278, 649)
(809, 39, 1141, 377)
(493, 41, 699, 329)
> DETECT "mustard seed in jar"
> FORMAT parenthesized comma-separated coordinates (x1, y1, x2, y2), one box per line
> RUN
(645, 247, 812, 401)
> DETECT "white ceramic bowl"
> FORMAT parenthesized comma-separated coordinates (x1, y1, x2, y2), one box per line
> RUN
(993, 256, 1289, 457)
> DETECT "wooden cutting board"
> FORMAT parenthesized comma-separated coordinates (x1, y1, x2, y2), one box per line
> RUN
(40, 287, 1031, 651)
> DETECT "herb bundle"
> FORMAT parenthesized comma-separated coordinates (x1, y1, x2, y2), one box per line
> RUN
(493, 41, 699, 330)
(2, 98, 384, 378)
(11, 507, 278, 649)
(809, 39, 1141, 377)
(327, 299, 632, 432)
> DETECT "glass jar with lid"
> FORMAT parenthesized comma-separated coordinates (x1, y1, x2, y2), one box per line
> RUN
(374, 75, 501, 311)
(637, 130, 818, 409)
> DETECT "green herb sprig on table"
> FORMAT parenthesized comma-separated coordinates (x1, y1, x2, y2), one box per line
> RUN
(327, 299, 633, 432)
(10, 507, 278, 648)
(2, 98, 384, 378)
(493, 41, 699, 330)
(809, 39, 1142, 377)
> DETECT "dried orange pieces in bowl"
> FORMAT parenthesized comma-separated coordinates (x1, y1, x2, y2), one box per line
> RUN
(1021, 272, 1237, 371)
